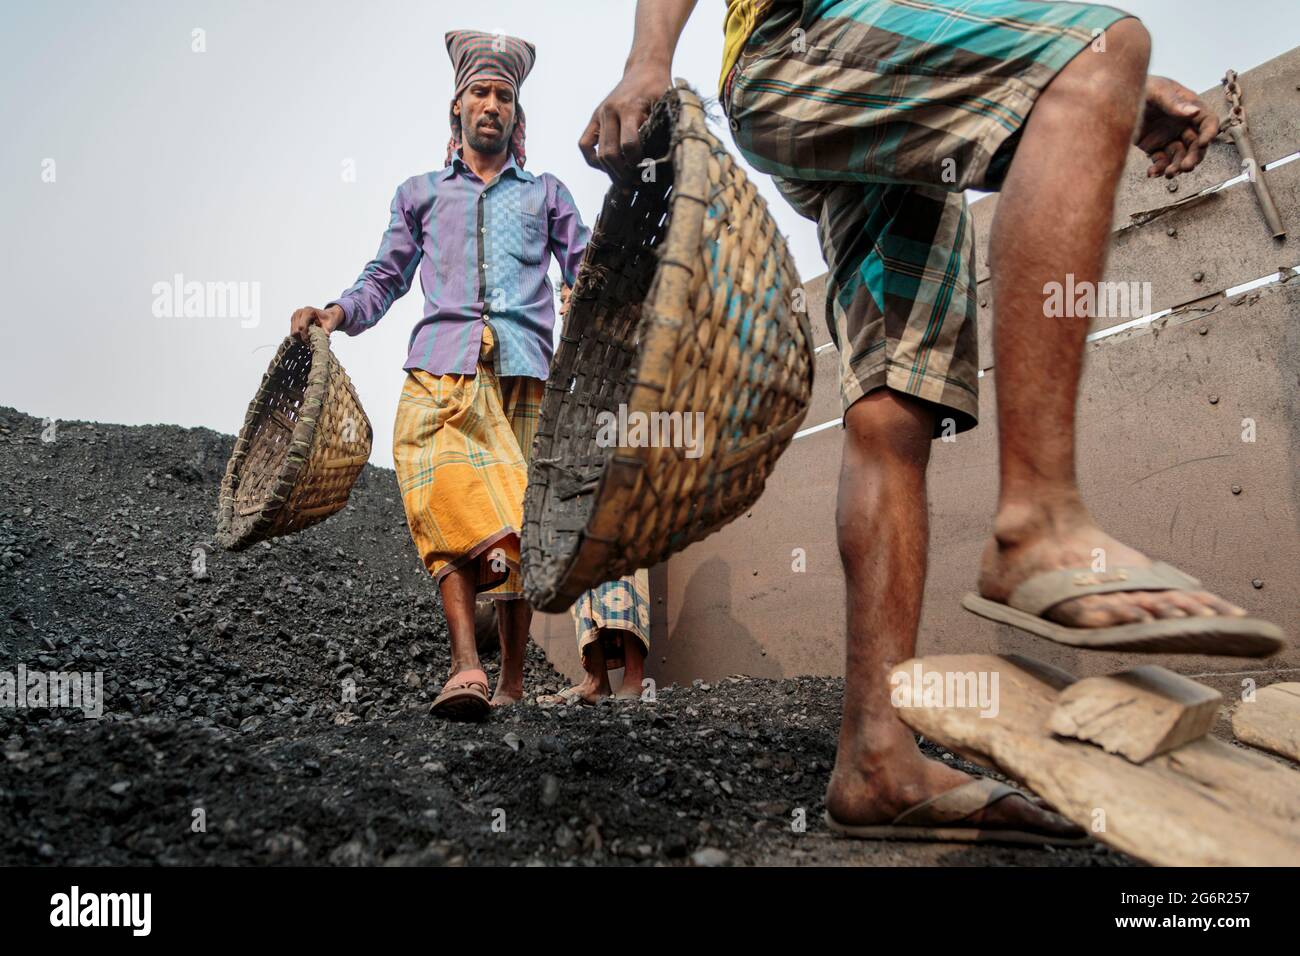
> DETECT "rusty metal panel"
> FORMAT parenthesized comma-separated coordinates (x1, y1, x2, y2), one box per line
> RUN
(1111, 47, 1300, 218)
(972, 157, 1299, 368)
(1105, 157, 1298, 307)
(974, 47, 1300, 283)
(804, 346, 845, 431)
(801, 273, 832, 346)
(659, 281, 1299, 687)
(661, 426, 845, 682)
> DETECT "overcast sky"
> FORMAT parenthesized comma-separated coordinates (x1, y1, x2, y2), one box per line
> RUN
(1, 0, 1295, 462)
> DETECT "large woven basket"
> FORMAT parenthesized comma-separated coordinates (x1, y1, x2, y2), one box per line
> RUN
(523, 82, 813, 612)
(216, 325, 372, 550)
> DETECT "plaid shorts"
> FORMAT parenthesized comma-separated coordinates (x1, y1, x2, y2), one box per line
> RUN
(725, 0, 1131, 433)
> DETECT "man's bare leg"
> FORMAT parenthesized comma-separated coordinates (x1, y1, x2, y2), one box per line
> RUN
(615, 636, 647, 699)
(826, 391, 1077, 834)
(979, 18, 1246, 626)
(490, 597, 532, 706)
(439, 564, 484, 679)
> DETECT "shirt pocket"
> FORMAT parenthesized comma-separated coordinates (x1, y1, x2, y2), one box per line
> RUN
(515, 211, 547, 266)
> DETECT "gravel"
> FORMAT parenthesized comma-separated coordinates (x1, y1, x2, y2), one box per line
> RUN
(0, 406, 1132, 867)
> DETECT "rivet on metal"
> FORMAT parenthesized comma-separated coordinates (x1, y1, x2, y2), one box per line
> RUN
(1198, 326, 1208, 335)
(1166, 227, 1177, 237)
(1231, 485, 1242, 495)
(1209, 395, 1219, 404)
(1193, 272, 1205, 282)
(1252, 579, 1264, 589)
(1167, 181, 1179, 193)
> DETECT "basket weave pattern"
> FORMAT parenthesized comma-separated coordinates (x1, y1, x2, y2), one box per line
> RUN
(523, 83, 813, 612)
(216, 325, 372, 550)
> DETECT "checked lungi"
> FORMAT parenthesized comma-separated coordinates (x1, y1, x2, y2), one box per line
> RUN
(572, 568, 652, 668)
(392, 324, 543, 600)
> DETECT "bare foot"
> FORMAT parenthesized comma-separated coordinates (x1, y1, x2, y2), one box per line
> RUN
(826, 730, 1081, 838)
(979, 496, 1247, 628)
(489, 672, 525, 708)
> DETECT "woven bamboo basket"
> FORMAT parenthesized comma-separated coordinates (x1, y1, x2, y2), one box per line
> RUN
(216, 325, 372, 550)
(523, 82, 813, 612)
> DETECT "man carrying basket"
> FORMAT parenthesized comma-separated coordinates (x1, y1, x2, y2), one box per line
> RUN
(582, 0, 1283, 842)
(290, 29, 593, 720)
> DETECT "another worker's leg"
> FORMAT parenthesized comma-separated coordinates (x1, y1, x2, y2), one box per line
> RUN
(979, 17, 1245, 625)
(616, 634, 647, 700)
(490, 598, 532, 706)
(545, 636, 612, 705)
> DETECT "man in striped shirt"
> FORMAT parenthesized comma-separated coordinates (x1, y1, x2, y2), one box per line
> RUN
(291, 30, 590, 720)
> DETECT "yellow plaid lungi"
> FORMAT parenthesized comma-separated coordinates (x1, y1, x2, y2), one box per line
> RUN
(392, 325, 544, 600)
(572, 569, 652, 669)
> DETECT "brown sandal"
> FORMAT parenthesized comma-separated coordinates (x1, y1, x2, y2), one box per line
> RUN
(430, 668, 491, 721)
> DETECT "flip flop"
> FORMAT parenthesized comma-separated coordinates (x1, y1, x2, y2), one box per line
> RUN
(430, 668, 491, 721)
(963, 561, 1285, 657)
(824, 778, 1091, 847)
(536, 686, 597, 707)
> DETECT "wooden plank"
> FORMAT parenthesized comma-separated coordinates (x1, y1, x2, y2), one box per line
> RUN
(1232, 682, 1300, 762)
(1048, 666, 1222, 762)
(892, 653, 1300, 866)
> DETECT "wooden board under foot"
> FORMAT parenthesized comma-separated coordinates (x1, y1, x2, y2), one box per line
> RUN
(1232, 683, 1300, 763)
(1048, 666, 1221, 763)
(890, 654, 1300, 866)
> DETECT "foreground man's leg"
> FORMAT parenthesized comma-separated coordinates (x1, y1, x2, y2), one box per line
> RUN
(826, 391, 1078, 836)
(980, 18, 1249, 630)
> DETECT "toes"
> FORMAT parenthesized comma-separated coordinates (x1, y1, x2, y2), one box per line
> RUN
(1167, 591, 1216, 618)
(1132, 592, 1178, 619)
(1055, 588, 1253, 627)
(984, 794, 1084, 837)
(1053, 594, 1151, 627)
(1190, 590, 1247, 617)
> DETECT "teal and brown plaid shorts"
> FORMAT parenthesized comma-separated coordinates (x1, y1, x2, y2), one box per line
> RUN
(724, 0, 1131, 433)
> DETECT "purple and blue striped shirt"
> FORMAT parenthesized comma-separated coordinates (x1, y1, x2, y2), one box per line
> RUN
(329, 152, 589, 379)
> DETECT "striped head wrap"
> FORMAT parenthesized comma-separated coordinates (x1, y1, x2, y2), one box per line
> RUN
(445, 29, 536, 168)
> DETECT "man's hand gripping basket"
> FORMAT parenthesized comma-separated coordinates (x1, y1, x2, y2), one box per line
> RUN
(523, 82, 814, 612)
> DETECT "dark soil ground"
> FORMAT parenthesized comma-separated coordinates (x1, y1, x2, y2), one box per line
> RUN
(0, 406, 1133, 866)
